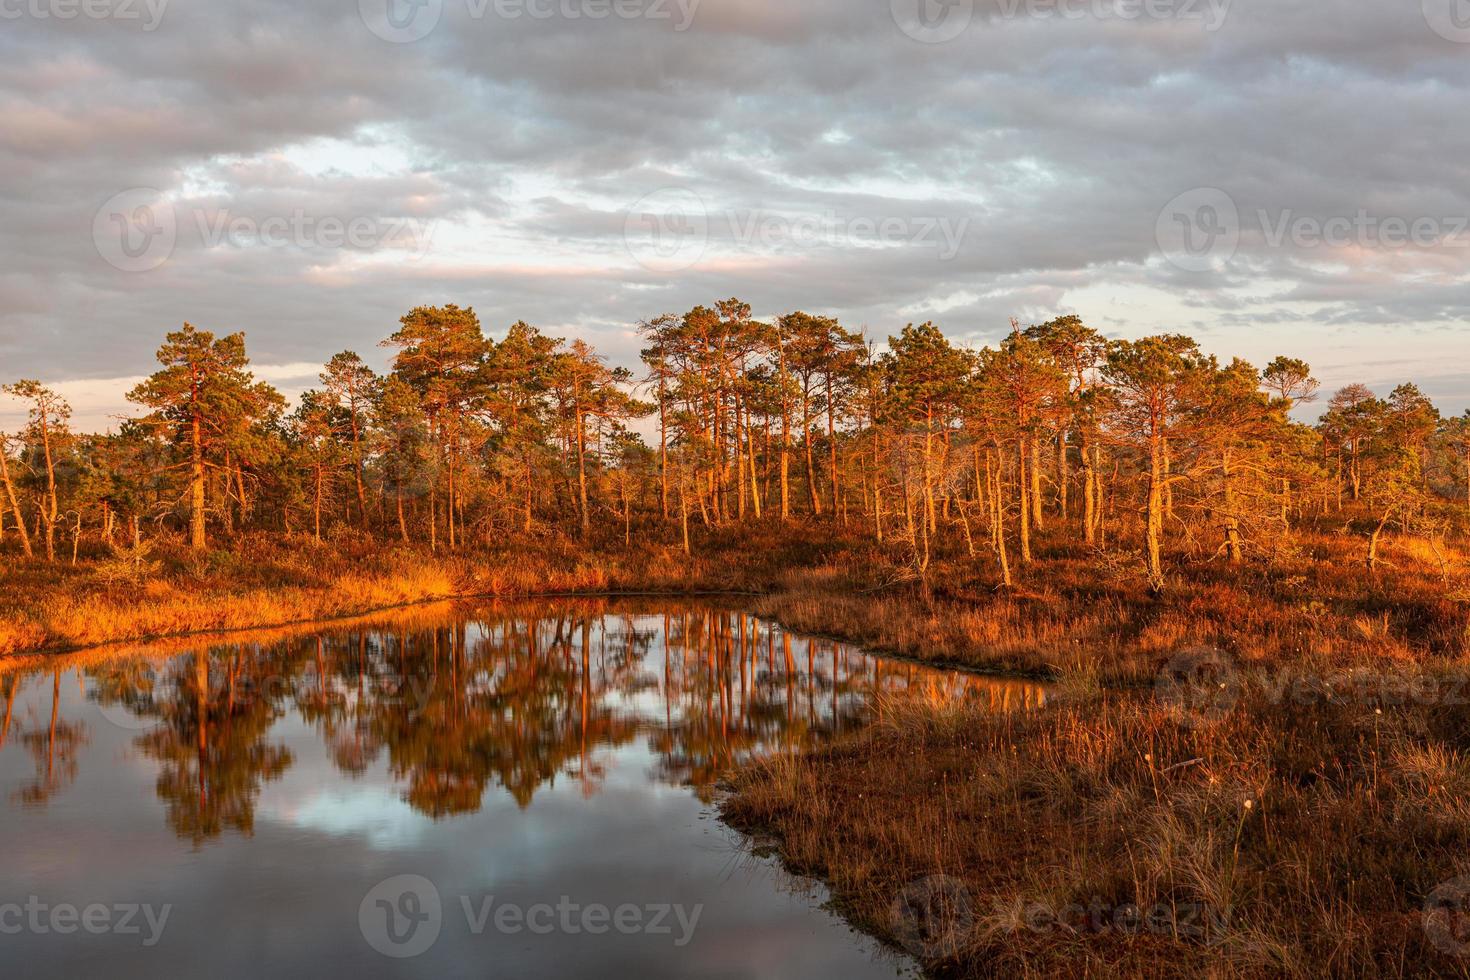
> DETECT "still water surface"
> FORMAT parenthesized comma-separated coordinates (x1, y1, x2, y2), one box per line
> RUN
(0, 600, 1046, 978)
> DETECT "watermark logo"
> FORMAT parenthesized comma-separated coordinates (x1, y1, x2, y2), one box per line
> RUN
(623, 187, 709, 273)
(0, 898, 171, 946)
(93, 188, 177, 273)
(359, 0, 701, 42)
(1157, 187, 1470, 271)
(359, 0, 443, 42)
(1154, 647, 1241, 729)
(358, 877, 703, 957)
(1424, 0, 1470, 43)
(192, 209, 436, 257)
(0, 0, 169, 29)
(998, 0, 1229, 29)
(622, 190, 971, 272)
(92, 192, 436, 274)
(459, 895, 702, 945)
(893, 0, 1229, 42)
(725, 209, 970, 260)
(359, 875, 443, 958)
(1155, 187, 1239, 272)
(891, 0, 974, 43)
(890, 874, 973, 960)
(1426, 875, 1470, 955)
(94, 674, 165, 732)
(1021, 897, 1227, 942)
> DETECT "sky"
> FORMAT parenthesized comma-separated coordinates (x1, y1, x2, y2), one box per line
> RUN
(2, 0, 1468, 432)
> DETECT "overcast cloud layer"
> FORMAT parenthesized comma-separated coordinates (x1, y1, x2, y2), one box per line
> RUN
(2, 0, 1468, 430)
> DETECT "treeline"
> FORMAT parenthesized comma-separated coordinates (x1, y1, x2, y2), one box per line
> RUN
(2, 302, 1468, 586)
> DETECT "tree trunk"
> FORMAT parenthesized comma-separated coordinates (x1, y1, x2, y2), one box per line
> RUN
(679, 485, 690, 555)
(826, 375, 840, 520)
(991, 450, 1012, 588)
(1222, 451, 1241, 562)
(39, 413, 58, 561)
(0, 447, 32, 557)
(1146, 431, 1165, 588)
(351, 416, 368, 528)
(1029, 433, 1044, 531)
(778, 341, 791, 520)
(576, 407, 590, 537)
(313, 466, 323, 542)
(747, 417, 762, 520)
(923, 408, 936, 535)
(658, 388, 669, 520)
(1162, 437, 1175, 522)
(1367, 507, 1392, 572)
(1056, 428, 1069, 521)
(803, 386, 821, 515)
(1081, 431, 1097, 547)
(1017, 440, 1032, 563)
(190, 413, 207, 551)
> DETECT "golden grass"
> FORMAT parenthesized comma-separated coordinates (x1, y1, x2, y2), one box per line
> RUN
(3, 514, 1470, 977)
(723, 672, 1470, 978)
(3, 516, 1467, 674)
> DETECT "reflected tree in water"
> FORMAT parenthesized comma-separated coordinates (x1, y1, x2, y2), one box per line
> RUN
(11, 669, 89, 807)
(3, 603, 1047, 832)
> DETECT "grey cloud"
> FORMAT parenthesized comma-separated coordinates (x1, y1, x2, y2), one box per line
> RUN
(0, 0, 1467, 416)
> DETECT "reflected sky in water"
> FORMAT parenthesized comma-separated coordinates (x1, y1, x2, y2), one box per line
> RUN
(0, 600, 1046, 979)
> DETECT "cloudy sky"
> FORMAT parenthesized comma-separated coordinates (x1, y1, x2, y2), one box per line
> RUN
(2, 0, 1468, 431)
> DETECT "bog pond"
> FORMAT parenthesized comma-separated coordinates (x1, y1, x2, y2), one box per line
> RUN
(0, 599, 1048, 978)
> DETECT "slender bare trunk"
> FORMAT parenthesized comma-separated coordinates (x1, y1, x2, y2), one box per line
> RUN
(1017, 440, 1032, 563)
(0, 446, 32, 557)
(1146, 430, 1165, 588)
(190, 412, 206, 551)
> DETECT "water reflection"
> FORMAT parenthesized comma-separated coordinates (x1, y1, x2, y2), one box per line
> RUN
(2, 601, 1046, 840)
(2, 602, 1049, 979)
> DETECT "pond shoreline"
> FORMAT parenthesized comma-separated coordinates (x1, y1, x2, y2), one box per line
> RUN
(3, 603, 943, 979)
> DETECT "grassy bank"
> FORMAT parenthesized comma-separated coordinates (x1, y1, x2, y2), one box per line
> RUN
(3, 520, 1466, 671)
(0, 524, 847, 656)
(723, 670, 1470, 978)
(716, 521, 1470, 977)
(4, 519, 1470, 976)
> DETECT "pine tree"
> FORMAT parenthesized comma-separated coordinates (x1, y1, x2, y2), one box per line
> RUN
(127, 324, 281, 551)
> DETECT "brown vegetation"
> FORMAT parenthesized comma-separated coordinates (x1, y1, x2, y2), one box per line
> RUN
(4, 306, 1470, 976)
(724, 667, 1470, 978)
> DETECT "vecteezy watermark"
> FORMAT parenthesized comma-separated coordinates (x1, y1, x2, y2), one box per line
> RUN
(1153, 647, 1243, 729)
(359, 0, 443, 43)
(360, 876, 443, 958)
(890, 875, 974, 960)
(0, 0, 168, 29)
(1256, 669, 1470, 710)
(622, 188, 971, 272)
(1156, 187, 1470, 272)
(92, 189, 436, 273)
(358, 875, 704, 958)
(623, 187, 709, 274)
(191, 209, 435, 257)
(1154, 647, 1470, 728)
(1154, 187, 1240, 273)
(890, 0, 974, 43)
(1425, 875, 1470, 956)
(1423, 0, 1470, 44)
(1020, 897, 1229, 943)
(359, 0, 701, 43)
(0, 897, 172, 946)
(93, 188, 177, 274)
(891, 0, 1229, 43)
